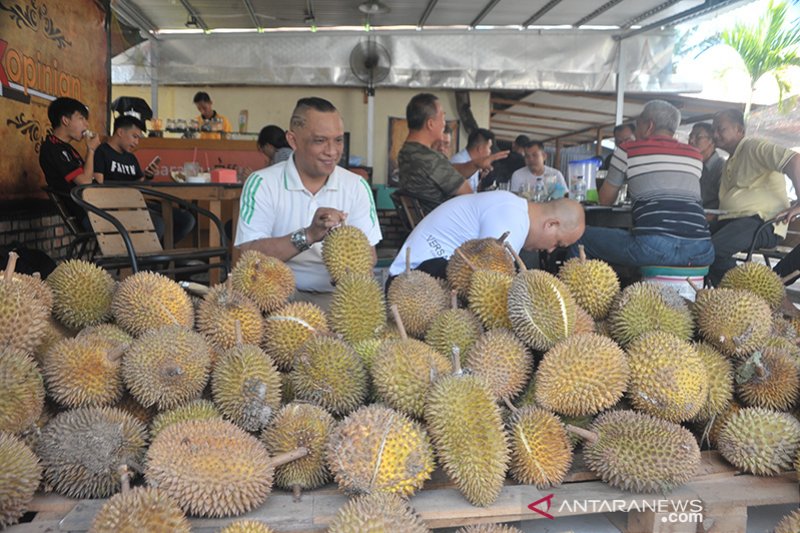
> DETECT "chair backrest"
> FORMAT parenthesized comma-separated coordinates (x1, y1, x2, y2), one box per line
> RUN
(44, 187, 85, 237)
(390, 190, 425, 230)
(781, 218, 800, 249)
(82, 187, 162, 256)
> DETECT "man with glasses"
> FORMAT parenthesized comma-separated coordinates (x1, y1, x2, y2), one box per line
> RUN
(688, 122, 724, 211)
(708, 109, 800, 285)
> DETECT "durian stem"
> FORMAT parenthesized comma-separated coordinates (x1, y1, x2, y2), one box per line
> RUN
(565, 424, 599, 445)
(106, 345, 127, 363)
(455, 248, 477, 272)
(292, 484, 302, 502)
(451, 346, 461, 374)
(497, 231, 510, 244)
(118, 464, 131, 493)
(405, 247, 412, 276)
(389, 304, 409, 340)
(754, 363, 766, 378)
(450, 290, 458, 310)
(234, 320, 243, 346)
(269, 447, 309, 468)
(4, 251, 18, 281)
(32, 272, 41, 280)
(578, 244, 586, 262)
(781, 270, 800, 284)
(686, 277, 702, 293)
(178, 281, 211, 297)
(503, 396, 519, 414)
(161, 365, 183, 378)
(504, 242, 526, 272)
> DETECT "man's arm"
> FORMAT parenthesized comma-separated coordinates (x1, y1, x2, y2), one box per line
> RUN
(452, 179, 473, 196)
(74, 134, 101, 185)
(238, 207, 346, 261)
(452, 151, 510, 178)
(776, 153, 800, 221)
(598, 180, 620, 206)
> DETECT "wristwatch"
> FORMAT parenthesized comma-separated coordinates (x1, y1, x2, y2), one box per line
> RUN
(290, 228, 311, 252)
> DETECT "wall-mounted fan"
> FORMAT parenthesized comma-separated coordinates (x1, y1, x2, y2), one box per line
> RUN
(350, 39, 391, 167)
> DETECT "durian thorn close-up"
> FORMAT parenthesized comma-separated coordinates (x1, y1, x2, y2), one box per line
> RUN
(565, 424, 599, 445)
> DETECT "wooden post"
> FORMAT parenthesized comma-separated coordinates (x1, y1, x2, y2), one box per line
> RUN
(595, 127, 603, 156)
(554, 138, 562, 168)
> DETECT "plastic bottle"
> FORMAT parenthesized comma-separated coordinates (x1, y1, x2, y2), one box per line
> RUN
(572, 176, 586, 203)
(533, 177, 545, 202)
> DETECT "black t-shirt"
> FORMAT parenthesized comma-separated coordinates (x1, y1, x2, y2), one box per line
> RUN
(39, 135, 86, 219)
(94, 143, 143, 182)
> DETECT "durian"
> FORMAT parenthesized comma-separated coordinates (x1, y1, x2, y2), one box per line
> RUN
(197, 283, 263, 351)
(77, 323, 133, 348)
(322, 225, 374, 283)
(327, 404, 434, 496)
(558, 245, 620, 320)
(89, 486, 190, 533)
(0, 432, 41, 528)
(112, 271, 194, 335)
(717, 407, 800, 476)
(447, 234, 514, 298)
(693, 342, 734, 421)
(387, 248, 449, 337)
(329, 272, 387, 343)
(327, 492, 430, 533)
(507, 406, 572, 488)
(608, 282, 693, 346)
(466, 329, 531, 402)
(534, 333, 628, 417)
(719, 261, 785, 311)
(47, 259, 115, 329)
(774, 509, 800, 533)
(693, 287, 771, 357)
(735, 347, 799, 411)
(467, 269, 513, 330)
(425, 293, 483, 362)
(0, 348, 44, 434)
(0, 252, 49, 354)
(230, 250, 295, 313)
(262, 301, 328, 371)
(220, 521, 276, 533)
(508, 269, 576, 351)
(149, 399, 221, 439)
(456, 526, 523, 533)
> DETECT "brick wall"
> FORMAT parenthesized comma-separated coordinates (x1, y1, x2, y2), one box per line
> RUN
(0, 213, 76, 262)
(377, 209, 408, 250)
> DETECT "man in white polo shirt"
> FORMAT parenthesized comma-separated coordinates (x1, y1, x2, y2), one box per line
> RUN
(387, 191, 585, 281)
(450, 128, 495, 193)
(235, 97, 381, 301)
(510, 140, 568, 200)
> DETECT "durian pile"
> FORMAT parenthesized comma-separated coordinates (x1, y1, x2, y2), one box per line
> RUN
(2, 229, 800, 531)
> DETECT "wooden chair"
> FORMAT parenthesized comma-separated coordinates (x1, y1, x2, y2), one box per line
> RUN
(42, 186, 97, 261)
(743, 216, 800, 266)
(71, 183, 230, 279)
(390, 189, 427, 231)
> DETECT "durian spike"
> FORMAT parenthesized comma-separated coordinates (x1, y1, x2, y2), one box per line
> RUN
(405, 247, 412, 276)
(4, 251, 18, 281)
(781, 270, 800, 284)
(578, 244, 587, 262)
(450, 290, 458, 310)
(118, 464, 131, 493)
(268, 447, 309, 468)
(451, 346, 462, 375)
(497, 231, 511, 244)
(389, 304, 409, 340)
(565, 424, 599, 445)
(107, 345, 127, 364)
(454, 248, 477, 272)
(504, 242, 526, 272)
(503, 396, 519, 415)
(178, 280, 211, 297)
(234, 320, 243, 346)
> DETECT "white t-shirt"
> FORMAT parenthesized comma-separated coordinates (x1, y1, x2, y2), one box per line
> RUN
(510, 166, 568, 200)
(450, 149, 478, 193)
(235, 157, 382, 292)
(388, 191, 530, 276)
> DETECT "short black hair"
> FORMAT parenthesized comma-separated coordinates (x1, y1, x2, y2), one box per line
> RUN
(715, 109, 745, 127)
(514, 134, 530, 146)
(290, 97, 338, 130)
(613, 123, 635, 134)
(113, 115, 146, 133)
(466, 128, 494, 150)
(47, 97, 88, 128)
(257, 125, 289, 149)
(193, 91, 211, 104)
(406, 93, 439, 131)
(525, 140, 545, 150)
(691, 122, 714, 137)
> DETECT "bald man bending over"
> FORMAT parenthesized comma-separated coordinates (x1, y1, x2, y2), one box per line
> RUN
(387, 191, 585, 282)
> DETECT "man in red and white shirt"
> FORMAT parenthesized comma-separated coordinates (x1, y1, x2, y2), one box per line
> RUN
(39, 97, 101, 221)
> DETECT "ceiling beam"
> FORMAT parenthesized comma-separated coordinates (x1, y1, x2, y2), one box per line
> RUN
(493, 127, 597, 142)
(619, 0, 683, 29)
(491, 109, 613, 126)
(470, 0, 503, 27)
(615, 0, 744, 40)
(490, 119, 575, 133)
(179, 0, 208, 32)
(113, 0, 159, 35)
(522, 0, 562, 27)
(418, 0, 439, 29)
(573, 0, 625, 27)
(491, 97, 618, 117)
(241, 0, 261, 30)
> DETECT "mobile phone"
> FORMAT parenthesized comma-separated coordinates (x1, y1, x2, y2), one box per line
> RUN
(144, 155, 161, 180)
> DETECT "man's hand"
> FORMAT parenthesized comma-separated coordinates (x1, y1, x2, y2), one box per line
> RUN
(85, 131, 101, 152)
(777, 202, 800, 224)
(474, 150, 510, 171)
(306, 207, 347, 243)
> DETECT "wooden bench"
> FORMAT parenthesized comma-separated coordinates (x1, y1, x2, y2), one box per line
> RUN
(9, 451, 797, 533)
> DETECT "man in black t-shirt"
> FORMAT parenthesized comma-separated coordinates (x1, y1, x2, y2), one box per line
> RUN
(94, 116, 195, 243)
(39, 97, 101, 221)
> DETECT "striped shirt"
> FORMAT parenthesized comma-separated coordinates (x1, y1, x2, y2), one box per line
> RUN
(607, 135, 710, 240)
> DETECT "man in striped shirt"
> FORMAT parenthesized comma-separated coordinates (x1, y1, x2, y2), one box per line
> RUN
(569, 100, 714, 269)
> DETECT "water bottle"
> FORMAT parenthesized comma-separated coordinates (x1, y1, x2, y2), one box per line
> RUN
(572, 176, 586, 203)
(533, 177, 545, 202)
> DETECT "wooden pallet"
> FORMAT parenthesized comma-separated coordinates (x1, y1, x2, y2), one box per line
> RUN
(8, 451, 798, 533)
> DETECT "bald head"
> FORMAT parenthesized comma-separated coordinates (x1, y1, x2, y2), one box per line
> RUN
(525, 198, 585, 252)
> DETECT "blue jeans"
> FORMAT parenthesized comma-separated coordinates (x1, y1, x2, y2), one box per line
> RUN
(569, 227, 715, 267)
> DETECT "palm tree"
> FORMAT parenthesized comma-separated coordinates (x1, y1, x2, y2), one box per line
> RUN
(719, 0, 800, 116)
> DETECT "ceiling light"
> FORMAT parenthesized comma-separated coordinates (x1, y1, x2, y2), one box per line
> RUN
(358, 0, 390, 15)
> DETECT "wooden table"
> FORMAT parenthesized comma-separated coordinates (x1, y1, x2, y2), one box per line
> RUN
(142, 182, 242, 283)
